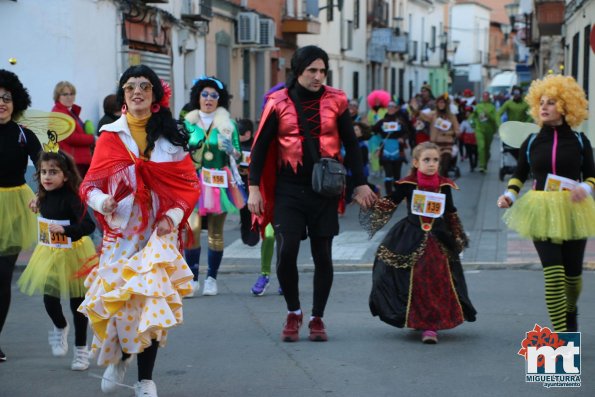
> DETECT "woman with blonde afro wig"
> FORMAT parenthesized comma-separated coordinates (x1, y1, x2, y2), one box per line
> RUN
(525, 74, 588, 128)
(497, 73, 595, 333)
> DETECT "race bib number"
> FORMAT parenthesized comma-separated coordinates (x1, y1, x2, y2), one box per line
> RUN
(411, 190, 446, 218)
(544, 174, 578, 192)
(382, 121, 400, 132)
(38, 217, 71, 248)
(201, 168, 228, 188)
(434, 117, 452, 131)
(414, 119, 425, 131)
(240, 150, 251, 167)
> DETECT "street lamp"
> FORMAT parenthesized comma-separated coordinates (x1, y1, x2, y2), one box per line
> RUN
(501, 24, 512, 43)
(439, 32, 448, 65)
(446, 39, 460, 93)
(451, 40, 460, 60)
(393, 16, 404, 35)
(505, 1, 520, 28)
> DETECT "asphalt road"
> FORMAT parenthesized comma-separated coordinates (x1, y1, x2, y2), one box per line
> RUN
(1, 269, 593, 396)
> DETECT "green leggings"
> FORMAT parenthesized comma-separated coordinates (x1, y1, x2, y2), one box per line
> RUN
(475, 129, 494, 170)
(260, 223, 275, 274)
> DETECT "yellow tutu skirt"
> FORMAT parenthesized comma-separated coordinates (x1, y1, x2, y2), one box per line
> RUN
(0, 185, 37, 255)
(503, 190, 595, 241)
(78, 231, 193, 365)
(17, 236, 96, 298)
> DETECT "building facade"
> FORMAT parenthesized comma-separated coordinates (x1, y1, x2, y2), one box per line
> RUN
(451, 1, 491, 94)
(564, 0, 595, 140)
(2, 0, 209, 123)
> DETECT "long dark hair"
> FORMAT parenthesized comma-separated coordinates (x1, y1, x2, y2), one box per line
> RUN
(188, 76, 230, 111)
(0, 69, 31, 120)
(435, 94, 452, 117)
(117, 65, 187, 157)
(35, 151, 81, 202)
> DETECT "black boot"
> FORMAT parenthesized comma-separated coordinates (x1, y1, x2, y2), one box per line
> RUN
(384, 180, 394, 195)
(566, 308, 578, 332)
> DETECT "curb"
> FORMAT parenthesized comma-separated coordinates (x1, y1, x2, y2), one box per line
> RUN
(14, 261, 595, 274)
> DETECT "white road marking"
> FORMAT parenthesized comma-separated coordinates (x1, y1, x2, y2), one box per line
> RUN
(223, 231, 386, 260)
(223, 239, 264, 259)
(331, 231, 386, 260)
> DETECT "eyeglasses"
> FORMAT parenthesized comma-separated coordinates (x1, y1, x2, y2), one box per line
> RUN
(0, 94, 13, 104)
(122, 81, 153, 93)
(201, 91, 220, 100)
(60, 92, 75, 97)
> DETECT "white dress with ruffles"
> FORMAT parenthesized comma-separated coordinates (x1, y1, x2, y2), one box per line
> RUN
(78, 116, 194, 365)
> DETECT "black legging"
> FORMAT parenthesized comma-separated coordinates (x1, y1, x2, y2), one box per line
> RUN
(381, 159, 404, 195)
(275, 232, 334, 318)
(439, 152, 452, 177)
(0, 253, 19, 336)
(43, 295, 87, 346)
(533, 239, 586, 276)
(122, 339, 159, 381)
(465, 144, 478, 171)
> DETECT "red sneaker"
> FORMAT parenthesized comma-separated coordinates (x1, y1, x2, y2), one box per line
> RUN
(308, 317, 328, 342)
(281, 313, 303, 342)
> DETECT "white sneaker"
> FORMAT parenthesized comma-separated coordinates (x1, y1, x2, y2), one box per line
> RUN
(134, 380, 158, 397)
(202, 276, 218, 296)
(101, 357, 131, 393)
(48, 323, 69, 357)
(71, 346, 90, 371)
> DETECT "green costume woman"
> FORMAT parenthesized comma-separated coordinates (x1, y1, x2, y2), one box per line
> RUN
(471, 93, 499, 172)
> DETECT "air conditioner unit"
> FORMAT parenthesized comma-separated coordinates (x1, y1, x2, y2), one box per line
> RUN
(341, 20, 353, 51)
(181, 0, 213, 21)
(237, 12, 260, 44)
(259, 19, 275, 47)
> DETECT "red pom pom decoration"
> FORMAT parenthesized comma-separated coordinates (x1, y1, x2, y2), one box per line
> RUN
(159, 79, 172, 108)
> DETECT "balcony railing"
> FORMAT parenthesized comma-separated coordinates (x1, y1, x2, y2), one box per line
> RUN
(535, 0, 564, 36)
(367, 0, 389, 27)
(282, 0, 320, 34)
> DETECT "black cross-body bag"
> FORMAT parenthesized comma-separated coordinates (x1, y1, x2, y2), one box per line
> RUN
(289, 89, 346, 198)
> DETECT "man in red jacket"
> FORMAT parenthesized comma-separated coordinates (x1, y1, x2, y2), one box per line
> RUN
(248, 46, 376, 343)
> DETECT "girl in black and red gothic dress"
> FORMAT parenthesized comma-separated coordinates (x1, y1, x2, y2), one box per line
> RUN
(361, 141, 476, 344)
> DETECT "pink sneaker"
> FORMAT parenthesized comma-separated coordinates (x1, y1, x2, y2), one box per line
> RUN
(421, 330, 438, 344)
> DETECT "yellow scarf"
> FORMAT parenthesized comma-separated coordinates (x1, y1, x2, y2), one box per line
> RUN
(126, 113, 151, 158)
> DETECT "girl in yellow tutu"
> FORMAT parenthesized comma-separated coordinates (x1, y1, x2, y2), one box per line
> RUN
(497, 74, 595, 332)
(0, 70, 42, 362)
(18, 148, 96, 371)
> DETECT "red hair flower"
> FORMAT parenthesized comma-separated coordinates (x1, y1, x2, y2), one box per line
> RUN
(159, 79, 172, 108)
